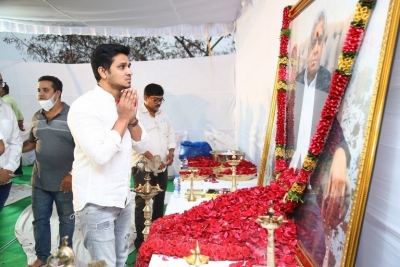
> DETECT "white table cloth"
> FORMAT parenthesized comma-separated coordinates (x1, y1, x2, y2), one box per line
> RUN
(179, 177, 258, 199)
(149, 254, 239, 267)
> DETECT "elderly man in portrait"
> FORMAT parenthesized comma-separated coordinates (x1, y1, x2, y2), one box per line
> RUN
(289, 9, 351, 266)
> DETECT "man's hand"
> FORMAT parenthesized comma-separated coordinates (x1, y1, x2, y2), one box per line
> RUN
(60, 173, 72, 193)
(0, 140, 4, 156)
(166, 153, 174, 166)
(117, 88, 138, 124)
(0, 168, 12, 185)
(158, 162, 166, 170)
(18, 120, 25, 131)
(322, 147, 349, 232)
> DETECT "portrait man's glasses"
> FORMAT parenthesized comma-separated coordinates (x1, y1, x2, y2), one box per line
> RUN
(151, 97, 165, 103)
(310, 35, 324, 49)
(0, 81, 5, 87)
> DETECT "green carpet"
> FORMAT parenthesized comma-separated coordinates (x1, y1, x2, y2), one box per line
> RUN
(0, 166, 174, 267)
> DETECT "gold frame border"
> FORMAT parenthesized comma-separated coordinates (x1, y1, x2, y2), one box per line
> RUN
(341, 0, 400, 266)
(257, 64, 278, 185)
(258, 0, 400, 265)
(289, 0, 315, 20)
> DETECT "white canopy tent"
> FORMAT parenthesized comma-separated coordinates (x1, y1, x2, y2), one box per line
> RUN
(0, 0, 249, 37)
(0, 0, 399, 266)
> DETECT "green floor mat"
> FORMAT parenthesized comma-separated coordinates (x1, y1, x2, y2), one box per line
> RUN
(0, 166, 174, 266)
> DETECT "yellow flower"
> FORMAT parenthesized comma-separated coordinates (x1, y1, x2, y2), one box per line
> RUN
(287, 83, 296, 91)
(279, 57, 288, 65)
(276, 81, 287, 90)
(353, 3, 371, 24)
(291, 182, 306, 194)
(338, 54, 354, 73)
(286, 149, 294, 158)
(275, 147, 285, 157)
(303, 156, 317, 171)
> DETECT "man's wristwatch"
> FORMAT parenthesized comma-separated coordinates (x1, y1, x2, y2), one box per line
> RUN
(128, 119, 139, 129)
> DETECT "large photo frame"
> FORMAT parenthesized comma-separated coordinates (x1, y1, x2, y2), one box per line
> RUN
(258, 0, 400, 266)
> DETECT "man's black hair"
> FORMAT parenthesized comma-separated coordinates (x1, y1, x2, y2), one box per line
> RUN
(91, 44, 130, 82)
(2, 83, 9, 94)
(144, 83, 164, 96)
(38, 75, 63, 92)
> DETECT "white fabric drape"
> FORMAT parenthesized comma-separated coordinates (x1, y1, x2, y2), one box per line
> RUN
(0, 0, 245, 37)
(0, 54, 236, 144)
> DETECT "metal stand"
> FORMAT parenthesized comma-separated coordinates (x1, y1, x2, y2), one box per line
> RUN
(45, 236, 75, 267)
(255, 202, 286, 267)
(226, 154, 242, 192)
(131, 157, 163, 241)
(187, 170, 197, 202)
(184, 240, 210, 266)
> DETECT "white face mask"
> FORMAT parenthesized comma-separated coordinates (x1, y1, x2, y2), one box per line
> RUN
(39, 92, 58, 111)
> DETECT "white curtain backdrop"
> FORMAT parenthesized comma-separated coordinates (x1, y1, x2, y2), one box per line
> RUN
(234, 0, 292, 166)
(0, 55, 236, 143)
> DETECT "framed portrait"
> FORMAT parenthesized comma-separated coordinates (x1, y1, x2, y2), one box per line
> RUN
(258, 0, 400, 266)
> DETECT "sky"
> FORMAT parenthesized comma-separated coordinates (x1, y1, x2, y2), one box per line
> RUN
(0, 32, 31, 61)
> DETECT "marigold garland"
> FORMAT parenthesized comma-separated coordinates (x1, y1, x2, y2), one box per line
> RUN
(274, 0, 377, 211)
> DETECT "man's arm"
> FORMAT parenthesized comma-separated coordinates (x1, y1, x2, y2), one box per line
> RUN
(322, 147, 349, 231)
(59, 167, 72, 193)
(2, 112, 22, 172)
(321, 119, 351, 231)
(127, 118, 143, 142)
(0, 131, 4, 155)
(0, 140, 4, 156)
(22, 140, 36, 153)
(68, 89, 147, 166)
(142, 151, 165, 170)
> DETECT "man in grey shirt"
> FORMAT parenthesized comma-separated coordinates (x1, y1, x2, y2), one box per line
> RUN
(23, 75, 75, 267)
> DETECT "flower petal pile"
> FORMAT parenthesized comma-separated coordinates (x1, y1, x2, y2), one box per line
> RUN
(135, 185, 298, 267)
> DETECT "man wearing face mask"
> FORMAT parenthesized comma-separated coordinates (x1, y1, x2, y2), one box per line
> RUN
(23, 75, 75, 267)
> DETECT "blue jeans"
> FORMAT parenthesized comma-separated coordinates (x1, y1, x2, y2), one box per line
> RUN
(0, 182, 12, 212)
(32, 186, 75, 262)
(76, 202, 131, 267)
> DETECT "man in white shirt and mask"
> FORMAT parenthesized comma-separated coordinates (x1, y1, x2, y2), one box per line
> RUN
(23, 75, 75, 267)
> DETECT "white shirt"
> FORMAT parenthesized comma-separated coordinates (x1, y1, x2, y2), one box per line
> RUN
(68, 86, 148, 211)
(290, 70, 316, 170)
(131, 104, 175, 172)
(0, 99, 22, 176)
